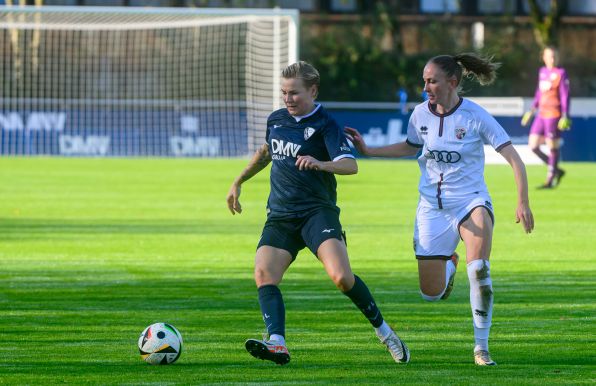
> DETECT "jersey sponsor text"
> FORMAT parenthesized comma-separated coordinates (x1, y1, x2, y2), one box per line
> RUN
(271, 138, 301, 159)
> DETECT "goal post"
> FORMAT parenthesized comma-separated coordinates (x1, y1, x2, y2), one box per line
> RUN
(0, 6, 299, 156)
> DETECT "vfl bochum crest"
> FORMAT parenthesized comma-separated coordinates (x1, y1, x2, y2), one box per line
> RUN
(455, 127, 466, 139)
(304, 127, 316, 140)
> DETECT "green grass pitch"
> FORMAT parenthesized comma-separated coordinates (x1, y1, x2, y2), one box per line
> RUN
(0, 157, 594, 384)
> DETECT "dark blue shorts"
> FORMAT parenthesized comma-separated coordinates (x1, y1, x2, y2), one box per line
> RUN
(257, 208, 344, 260)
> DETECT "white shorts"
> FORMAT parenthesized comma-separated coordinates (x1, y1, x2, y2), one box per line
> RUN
(413, 193, 494, 260)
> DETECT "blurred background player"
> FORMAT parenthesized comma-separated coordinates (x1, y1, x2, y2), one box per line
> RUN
(345, 53, 534, 366)
(521, 46, 571, 189)
(226, 61, 409, 365)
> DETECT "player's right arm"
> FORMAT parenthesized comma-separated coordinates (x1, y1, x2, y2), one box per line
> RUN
(226, 143, 272, 215)
(344, 126, 418, 158)
(521, 72, 541, 126)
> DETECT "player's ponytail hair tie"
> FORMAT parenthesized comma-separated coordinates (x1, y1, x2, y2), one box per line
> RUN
(454, 53, 500, 85)
(430, 53, 501, 86)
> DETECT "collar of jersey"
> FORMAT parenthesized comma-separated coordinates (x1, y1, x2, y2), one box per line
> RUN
(427, 97, 463, 118)
(291, 103, 321, 122)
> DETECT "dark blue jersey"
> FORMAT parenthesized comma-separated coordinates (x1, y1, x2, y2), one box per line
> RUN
(265, 104, 354, 219)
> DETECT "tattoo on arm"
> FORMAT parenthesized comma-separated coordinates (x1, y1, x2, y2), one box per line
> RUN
(237, 144, 271, 184)
(255, 143, 271, 168)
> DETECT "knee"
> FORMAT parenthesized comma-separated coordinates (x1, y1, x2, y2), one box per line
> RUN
(254, 266, 279, 287)
(420, 291, 443, 302)
(467, 260, 492, 286)
(331, 272, 355, 292)
(467, 260, 490, 278)
(419, 279, 446, 301)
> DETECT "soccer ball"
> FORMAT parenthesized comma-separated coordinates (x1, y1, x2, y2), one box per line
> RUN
(138, 323, 183, 365)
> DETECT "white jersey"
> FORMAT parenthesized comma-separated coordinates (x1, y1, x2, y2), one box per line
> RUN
(407, 98, 511, 209)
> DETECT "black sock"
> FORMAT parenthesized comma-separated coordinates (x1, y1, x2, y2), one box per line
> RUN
(547, 148, 560, 185)
(531, 146, 549, 164)
(257, 284, 285, 338)
(343, 275, 384, 328)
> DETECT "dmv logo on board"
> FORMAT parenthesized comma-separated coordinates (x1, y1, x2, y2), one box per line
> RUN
(0, 112, 66, 131)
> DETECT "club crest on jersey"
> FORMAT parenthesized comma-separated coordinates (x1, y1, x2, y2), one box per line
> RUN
(304, 127, 316, 140)
(455, 127, 466, 139)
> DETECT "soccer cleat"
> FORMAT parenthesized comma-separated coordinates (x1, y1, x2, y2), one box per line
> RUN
(379, 328, 410, 363)
(474, 350, 497, 366)
(554, 169, 566, 187)
(537, 183, 553, 190)
(245, 338, 290, 365)
(441, 252, 459, 300)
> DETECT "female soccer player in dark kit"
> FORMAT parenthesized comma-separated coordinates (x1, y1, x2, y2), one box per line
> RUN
(226, 61, 409, 366)
(345, 53, 534, 366)
(521, 45, 571, 188)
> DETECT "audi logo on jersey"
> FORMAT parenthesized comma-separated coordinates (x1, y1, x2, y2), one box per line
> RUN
(424, 149, 462, 163)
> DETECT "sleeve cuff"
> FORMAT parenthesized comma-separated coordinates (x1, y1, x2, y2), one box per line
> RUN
(406, 139, 423, 148)
(495, 141, 512, 152)
(332, 154, 356, 162)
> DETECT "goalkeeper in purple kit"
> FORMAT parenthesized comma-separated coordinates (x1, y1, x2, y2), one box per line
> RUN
(521, 46, 571, 189)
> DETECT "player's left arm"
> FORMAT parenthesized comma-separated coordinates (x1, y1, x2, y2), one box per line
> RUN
(296, 117, 358, 174)
(560, 69, 571, 117)
(295, 156, 357, 175)
(557, 69, 572, 130)
(498, 144, 534, 234)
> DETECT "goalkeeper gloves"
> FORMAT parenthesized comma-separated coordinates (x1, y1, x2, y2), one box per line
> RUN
(558, 115, 572, 131)
(521, 110, 534, 126)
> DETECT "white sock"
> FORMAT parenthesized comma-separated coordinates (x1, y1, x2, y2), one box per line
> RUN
(269, 334, 286, 346)
(467, 260, 493, 351)
(446, 259, 456, 283)
(474, 326, 489, 352)
(374, 320, 392, 340)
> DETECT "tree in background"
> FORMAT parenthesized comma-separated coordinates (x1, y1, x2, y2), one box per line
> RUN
(302, 0, 594, 101)
(302, 2, 432, 102)
(528, 0, 565, 48)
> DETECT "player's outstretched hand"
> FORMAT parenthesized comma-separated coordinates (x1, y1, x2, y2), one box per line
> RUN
(344, 126, 368, 156)
(557, 116, 572, 131)
(515, 202, 534, 234)
(521, 110, 534, 127)
(226, 182, 242, 215)
(295, 155, 322, 171)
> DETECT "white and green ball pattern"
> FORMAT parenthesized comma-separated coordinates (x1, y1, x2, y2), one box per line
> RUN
(138, 323, 183, 365)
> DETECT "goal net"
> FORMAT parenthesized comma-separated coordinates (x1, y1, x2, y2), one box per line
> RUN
(0, 6, 298, 156)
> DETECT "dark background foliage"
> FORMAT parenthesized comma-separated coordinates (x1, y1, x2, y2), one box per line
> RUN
(301, 2, 596, 102)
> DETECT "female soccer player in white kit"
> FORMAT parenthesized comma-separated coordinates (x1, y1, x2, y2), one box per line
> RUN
(345, 53, 534, 366)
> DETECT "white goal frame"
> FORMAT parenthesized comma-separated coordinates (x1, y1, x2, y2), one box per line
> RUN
(0, 6, 299, 156)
